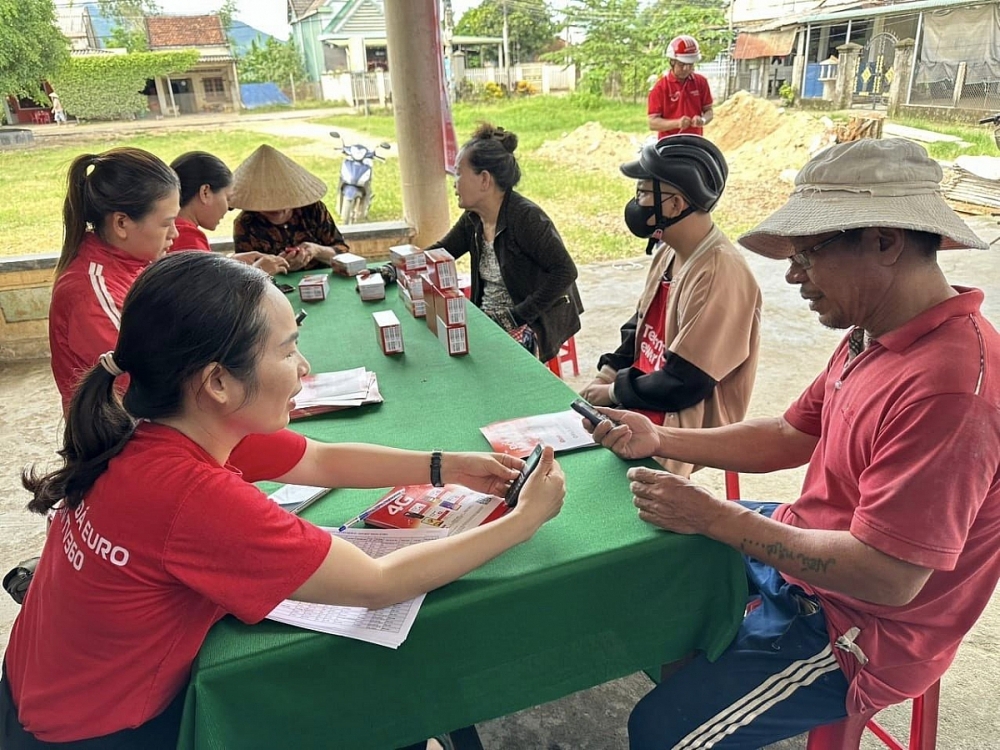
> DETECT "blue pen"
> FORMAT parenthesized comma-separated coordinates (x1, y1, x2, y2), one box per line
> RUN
(337, 488, 407, 532)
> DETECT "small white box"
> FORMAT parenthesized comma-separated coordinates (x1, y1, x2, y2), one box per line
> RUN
(436, 316, 468, 356)
(331, 252, 368, 277)
(297, 274, 329, 302)
(373, 310, 404, 354)
(356, 273, 386, 301)
(390, 244, 426, 271)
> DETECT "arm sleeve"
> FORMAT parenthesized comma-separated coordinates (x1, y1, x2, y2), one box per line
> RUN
(508, 210, 578, 326)
(612, 351, 717, 412)
(312, 201, 348, 249)
(852, 394, 1000, 570)
(229, 430, 308, 482)
(425, 213, 474, 261)
(164, 473, 332, 623)
(647, 82, 663, 116)
(597, 312, 639, 373)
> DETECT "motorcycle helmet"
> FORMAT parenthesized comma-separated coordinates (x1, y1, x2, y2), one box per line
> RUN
(667, 35, 702, 64)
(620, 135, 728, 212)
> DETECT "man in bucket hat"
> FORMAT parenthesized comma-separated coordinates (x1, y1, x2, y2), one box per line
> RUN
(231, 144, 351, 271)
(587, 138, 1000, 748)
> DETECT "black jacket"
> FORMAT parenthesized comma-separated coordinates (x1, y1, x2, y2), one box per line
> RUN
(428, 190, 583, 362)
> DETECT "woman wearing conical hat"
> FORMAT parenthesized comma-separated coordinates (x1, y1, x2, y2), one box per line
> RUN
(230, 145, 350, 272)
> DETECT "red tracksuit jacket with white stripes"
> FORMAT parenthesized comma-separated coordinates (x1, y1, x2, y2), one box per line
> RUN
(48, 233, 150, 413)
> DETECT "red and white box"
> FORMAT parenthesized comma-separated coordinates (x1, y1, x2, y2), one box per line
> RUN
(437, 318, 469, 356)
(422, 273, 442, 336)
(398, 284, 426, 318)
(331, 252, 368, 277)
(397, 269, 424, 300)
(389, 244, 426, 271)
(434, 287, 466, 326)
(373, 310, 404, 354)
(423, 248, 458, 290)
(356, 273, 385, 301)
(297, 273, 329, 302)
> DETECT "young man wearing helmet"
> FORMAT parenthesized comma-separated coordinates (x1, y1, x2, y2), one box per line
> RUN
(578, 135, 761, 478)
(648, 35, 715, 140)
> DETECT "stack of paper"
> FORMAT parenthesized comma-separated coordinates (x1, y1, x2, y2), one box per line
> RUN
(266, 527, 448, 648)
(480, 409, 598, 458)
(290, 367, 383, 419)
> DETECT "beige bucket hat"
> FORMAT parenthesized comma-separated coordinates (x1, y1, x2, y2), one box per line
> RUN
(230, 144, 327, 211)
(739, 138, 987, 258)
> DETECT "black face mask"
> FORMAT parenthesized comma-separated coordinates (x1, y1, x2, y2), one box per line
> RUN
(623, 190, 697, 254)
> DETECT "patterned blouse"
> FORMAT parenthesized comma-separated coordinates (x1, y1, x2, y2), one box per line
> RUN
(479, 237, 516, 328)
(233, 201, 349, 265)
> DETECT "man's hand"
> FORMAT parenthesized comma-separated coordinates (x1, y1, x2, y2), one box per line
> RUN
(692, 115, 705, 127)
(586, 408, 660, 460)
(627, 466, 727, 535)
(679, 116, 693, 130)
(579, 378, 614, 407)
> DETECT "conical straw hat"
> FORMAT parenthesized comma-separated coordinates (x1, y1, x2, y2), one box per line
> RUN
(230, 144, 328, 211)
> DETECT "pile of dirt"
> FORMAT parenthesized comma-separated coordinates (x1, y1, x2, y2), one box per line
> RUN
(534, 121, 645, 176)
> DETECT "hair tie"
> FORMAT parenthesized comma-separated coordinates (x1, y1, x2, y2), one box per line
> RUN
(98, 351, 124, 377)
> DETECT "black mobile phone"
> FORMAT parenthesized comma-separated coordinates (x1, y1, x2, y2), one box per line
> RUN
(277, 283, 295, 294)
(505, 443, 544, 508)
(571, 398, 609, 427)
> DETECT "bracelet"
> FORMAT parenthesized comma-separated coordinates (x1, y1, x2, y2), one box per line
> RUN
(430, 451, 444, 487)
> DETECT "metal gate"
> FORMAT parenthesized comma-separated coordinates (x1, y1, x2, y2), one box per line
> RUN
(854, 32, 897, 106)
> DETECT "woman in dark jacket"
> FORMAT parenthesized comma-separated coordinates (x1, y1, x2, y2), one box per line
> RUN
(426, 123, 583, 363)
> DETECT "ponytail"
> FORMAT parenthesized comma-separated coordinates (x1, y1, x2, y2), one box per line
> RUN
(57, 154, 99, 277)
(22, 360, 136, 514)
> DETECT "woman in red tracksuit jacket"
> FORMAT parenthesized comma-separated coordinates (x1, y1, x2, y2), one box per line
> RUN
(48, 147, 180, 413)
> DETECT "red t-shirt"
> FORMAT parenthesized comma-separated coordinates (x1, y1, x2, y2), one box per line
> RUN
(647, 72, 713, 139)
(170, 217, 211, 252)
(48, 233, 149, 412)
(5, 424, 332, 742)
(778, 288, 1000, 715)
(633, 278, 671, 425)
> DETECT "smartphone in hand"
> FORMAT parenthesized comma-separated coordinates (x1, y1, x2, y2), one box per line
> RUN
(504, 443, 544, 508)
(571, 398, 613, 427)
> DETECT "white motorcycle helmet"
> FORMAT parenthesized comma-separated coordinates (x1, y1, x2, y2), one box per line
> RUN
(667, 35, 702, 65)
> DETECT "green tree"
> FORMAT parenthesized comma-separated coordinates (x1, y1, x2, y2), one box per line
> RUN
(641, 0, 729, 66)
(218, 0, 238, 35)
(99, 0, 159, 53)
(105, 24, 149, 52)
(237, 38, 307, 85)
(455, 0, 558, 63)
(0, 0, 70, 99)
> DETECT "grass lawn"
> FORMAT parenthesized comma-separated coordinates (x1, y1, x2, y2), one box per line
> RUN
(893, 116, 999, 160)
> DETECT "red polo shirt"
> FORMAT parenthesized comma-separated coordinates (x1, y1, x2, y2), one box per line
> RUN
(778, 288, 1000, 714)
(170, 217, 211, 252)
(647, 71, 713, 139)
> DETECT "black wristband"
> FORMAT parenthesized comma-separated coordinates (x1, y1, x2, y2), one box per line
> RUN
(430, 451, 444, 487)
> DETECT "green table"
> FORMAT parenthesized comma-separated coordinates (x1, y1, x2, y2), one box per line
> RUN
(178, 272, 747, 749)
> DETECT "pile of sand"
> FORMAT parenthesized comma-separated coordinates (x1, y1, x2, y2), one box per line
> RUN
(531, 92, 833, 229)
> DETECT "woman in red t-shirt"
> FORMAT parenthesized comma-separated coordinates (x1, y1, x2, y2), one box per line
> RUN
(4, 252, 565, 749)
(169, 151, 289, 276)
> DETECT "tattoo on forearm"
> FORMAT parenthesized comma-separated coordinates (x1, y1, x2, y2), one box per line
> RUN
(741, 539, 836, 575)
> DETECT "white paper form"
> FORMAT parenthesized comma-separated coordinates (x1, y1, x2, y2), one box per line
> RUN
(294, 367, 369, 408)
(265, 527, 448, 648)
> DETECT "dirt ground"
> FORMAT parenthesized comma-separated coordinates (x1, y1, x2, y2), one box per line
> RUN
(2, 99, 999, 747)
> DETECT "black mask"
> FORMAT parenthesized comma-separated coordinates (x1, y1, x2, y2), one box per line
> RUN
(623, 198, 657, 238)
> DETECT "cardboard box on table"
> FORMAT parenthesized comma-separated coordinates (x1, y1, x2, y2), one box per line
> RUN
(373, 310, 404, 354)
(298, 274, 329, 302)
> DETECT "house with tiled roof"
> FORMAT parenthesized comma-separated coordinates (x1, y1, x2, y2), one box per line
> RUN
(143, 14, 241, 115)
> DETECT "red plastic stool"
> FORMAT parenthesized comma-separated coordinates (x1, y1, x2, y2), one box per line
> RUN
(806, 679, 940, 750)
(546, 336, 580, 379)
(724, 470, 741, 501)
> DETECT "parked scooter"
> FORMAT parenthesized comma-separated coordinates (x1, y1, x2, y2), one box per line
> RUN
(979, 114, 1000, 150)
(330, 131, 391, 224)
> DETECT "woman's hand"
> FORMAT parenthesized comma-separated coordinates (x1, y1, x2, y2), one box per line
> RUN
(512, 446, 565, 530)
(441, 452, 523, 497)
(252, 253, 290, 276)
(282, 244, 317, 271)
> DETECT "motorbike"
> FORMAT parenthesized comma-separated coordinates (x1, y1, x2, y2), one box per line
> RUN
(330, 131, 391, 224)
(979, 114, 1000, 149)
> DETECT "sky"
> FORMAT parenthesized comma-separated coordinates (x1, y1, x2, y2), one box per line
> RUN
(150, 0, 487, 41)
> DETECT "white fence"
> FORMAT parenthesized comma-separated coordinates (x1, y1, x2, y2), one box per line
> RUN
(321, 63, 576, 106)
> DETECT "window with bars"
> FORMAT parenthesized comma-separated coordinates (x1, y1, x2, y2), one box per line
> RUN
(202, 78, 226, 97)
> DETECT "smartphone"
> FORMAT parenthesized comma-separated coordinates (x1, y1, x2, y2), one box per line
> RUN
(276, 283, 295, 294)
(571, 398, 610, 427)
(505, 443, 544, 508)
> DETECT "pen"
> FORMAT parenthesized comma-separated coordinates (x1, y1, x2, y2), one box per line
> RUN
(337, 488, 406, 532)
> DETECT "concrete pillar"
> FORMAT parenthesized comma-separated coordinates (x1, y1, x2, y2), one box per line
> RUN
(953, 61, 967, 108)
(887, 38, 915, 117)
(155, 76, 169, 117)
(791, 30, 806, 96)
(385, 0, 451, 246)
(835, 42, 863, 109)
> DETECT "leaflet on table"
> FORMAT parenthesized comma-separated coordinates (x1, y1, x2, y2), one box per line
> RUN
(265, 527, 448, 648)
(268, 484, 330, 515)
(362, 484, 509, 534)
(480, 409, 597, 458)
(290, 368, 383, 419)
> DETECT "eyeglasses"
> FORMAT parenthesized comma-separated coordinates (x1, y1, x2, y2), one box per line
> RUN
(636, 187, 681, 202)
(788, 231, 849, 270)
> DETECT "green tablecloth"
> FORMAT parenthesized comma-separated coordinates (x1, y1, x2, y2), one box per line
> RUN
(178, 272, 747, 750)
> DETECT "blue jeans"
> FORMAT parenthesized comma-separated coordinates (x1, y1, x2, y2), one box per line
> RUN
(628, 502, 850, 749)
